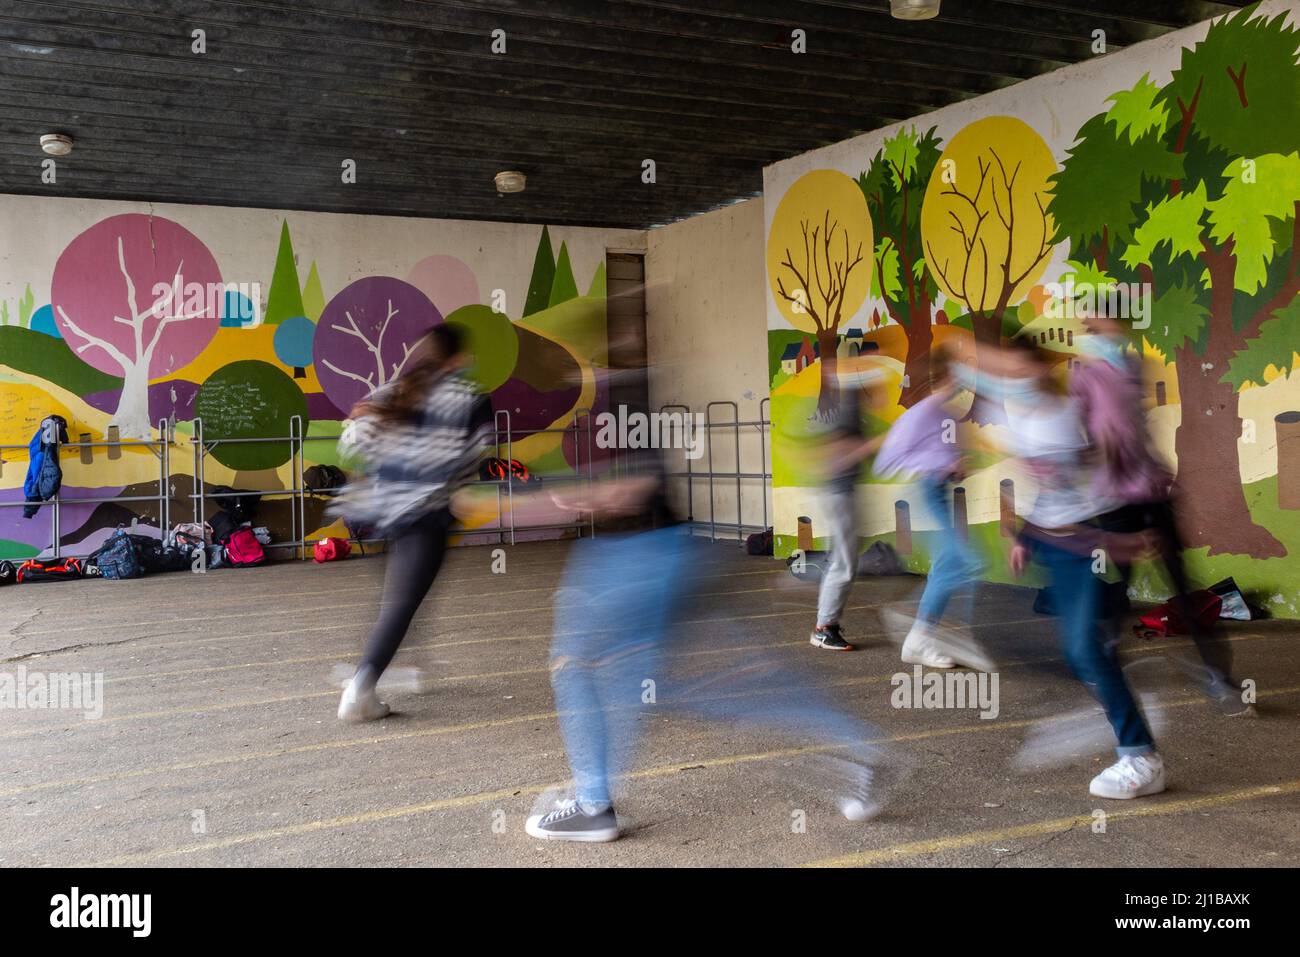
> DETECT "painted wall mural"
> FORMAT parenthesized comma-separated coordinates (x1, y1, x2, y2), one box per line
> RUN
(0, 213, 610, 560)
(764, 3, 1300, 617)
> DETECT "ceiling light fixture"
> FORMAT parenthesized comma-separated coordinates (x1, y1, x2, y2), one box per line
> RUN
(890, 0, 941, 20)
(40, 133, 73, 156)
(494, 170, 526, 194)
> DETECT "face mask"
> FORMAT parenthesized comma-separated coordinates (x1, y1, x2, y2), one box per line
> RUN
(952, 364, 1041, 404)
(1078, 333, 1130, 369)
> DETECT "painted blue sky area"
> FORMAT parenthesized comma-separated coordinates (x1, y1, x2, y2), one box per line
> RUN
(29, 303, 59, 337)
(220, 289, 257, 328)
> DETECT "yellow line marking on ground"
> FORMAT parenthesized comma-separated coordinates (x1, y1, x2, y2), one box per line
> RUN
(805, 779, 1300, 868)
(0, 623, 1278, 739)
(83, 692, 1300, 868)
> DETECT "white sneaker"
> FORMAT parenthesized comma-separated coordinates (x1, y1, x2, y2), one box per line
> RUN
(900, 623, 956, 668)
(337, 679, 391, 722)
(925, 621, 997, 672)
(1089, 753, 1166, 799)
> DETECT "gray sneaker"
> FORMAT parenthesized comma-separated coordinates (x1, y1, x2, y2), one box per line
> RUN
(525, 800, 620, 842)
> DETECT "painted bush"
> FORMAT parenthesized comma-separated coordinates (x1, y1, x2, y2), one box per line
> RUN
(194, 360, 308, 471)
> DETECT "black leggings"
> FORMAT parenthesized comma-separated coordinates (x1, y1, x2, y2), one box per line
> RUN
(1098, 499, 1235, 688)
(355, 507, 452, 687)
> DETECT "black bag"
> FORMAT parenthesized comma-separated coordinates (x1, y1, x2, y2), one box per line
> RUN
(93, 529, 144, 580)
(857, 540, 904, 576)
(16, 557, 84, 583)
(746, 527, 774, 556)
(209, 486, 261, 525)
(304, 464, 347, 492)
(209, 510, 238, 545)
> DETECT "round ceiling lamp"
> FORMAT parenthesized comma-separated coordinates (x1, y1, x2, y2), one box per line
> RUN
(494, 170, 526, 194)
(890, 0, 941, 20)
(40, 133, 73, 156)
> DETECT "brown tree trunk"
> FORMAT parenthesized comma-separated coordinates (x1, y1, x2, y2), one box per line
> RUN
(967, 311, 1005, 425)
(815, 327, 840, 418)
(1172, 339, 1287, 558)
(900, 315, 933, 409)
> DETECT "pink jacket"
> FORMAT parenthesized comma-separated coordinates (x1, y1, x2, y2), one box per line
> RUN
(1069, 356, 1173, 506)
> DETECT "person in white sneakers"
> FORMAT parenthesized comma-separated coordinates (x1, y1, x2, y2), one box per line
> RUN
(331, 325, 493, 722)
(874, 345, 993, 671)
(987, 337, 1165, 800)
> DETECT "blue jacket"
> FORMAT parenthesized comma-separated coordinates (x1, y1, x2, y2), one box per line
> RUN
(23, 415, 68, 519)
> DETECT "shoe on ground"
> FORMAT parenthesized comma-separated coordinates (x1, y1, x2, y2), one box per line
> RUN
(810, 623, 855, 651)
(926, 621, 997, 671)
(525, 799, 620, 842)
(337, 678, 391, 722)
(837, 762, 883, 822)
(1089, 752, 1166, 800)
(900, 623, 955, 668)
(1208, 681, 1257, 718)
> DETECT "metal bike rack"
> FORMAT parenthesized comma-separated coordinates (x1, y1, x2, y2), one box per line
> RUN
(190, 415, 305, 559)
(660, 397, 771, 545)
(0, 419, 171, 559)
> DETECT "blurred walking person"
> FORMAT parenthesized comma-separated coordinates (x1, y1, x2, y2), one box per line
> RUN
(874, 345, 993, 670)
(809, 367, 886, 651)
(1073, 313, 1250, 716)
(332, 324, 493, 721)
(983, 338, 1167, 799)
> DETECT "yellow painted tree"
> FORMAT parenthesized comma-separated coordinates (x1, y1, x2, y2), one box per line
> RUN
(921, 116, 1056, 382)
(767, 169, 873, 416)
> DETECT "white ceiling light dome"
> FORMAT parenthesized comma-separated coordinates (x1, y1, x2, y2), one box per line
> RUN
(40, 133, 73, 156)
(891, 0, 941, 20)
(494, 170, 526, 193)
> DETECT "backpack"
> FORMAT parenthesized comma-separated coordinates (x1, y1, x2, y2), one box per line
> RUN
(480, 457, 532, 485)
(225, 527, 266, 567)
(746, 528, 774, 556)
(1134, 590, 1223, 638)
(857, 540, 904, 576)
(304, 464, 347, 492)
(16, 557, 84, 583)
(95, 529, 144, 580)
(313, 537, 352, 563)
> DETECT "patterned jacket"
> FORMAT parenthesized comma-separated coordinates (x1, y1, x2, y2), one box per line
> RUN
(330, 372, 494, 536)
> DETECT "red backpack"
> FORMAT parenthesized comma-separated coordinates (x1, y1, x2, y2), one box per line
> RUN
(225, 527, 266, 567)
(16, 557, 84, 583)
(313, 537, 352, 563)
(1135, 590, 1222, 638)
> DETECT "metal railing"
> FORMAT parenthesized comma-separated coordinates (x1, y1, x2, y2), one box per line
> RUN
(660, 397, 771, 544)
(0, 419, 171, 559)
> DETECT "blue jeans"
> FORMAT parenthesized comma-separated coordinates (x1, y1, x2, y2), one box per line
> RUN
(1033, 536, 1155, 756)
(915, 475, 982, 625)
(550, 526, 884, 806)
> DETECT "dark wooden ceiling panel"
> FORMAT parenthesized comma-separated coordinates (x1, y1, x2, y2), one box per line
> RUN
(0, 0, 1252, 228)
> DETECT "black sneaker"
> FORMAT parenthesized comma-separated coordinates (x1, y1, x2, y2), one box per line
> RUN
(525, 800, 620, 842)
(810, 623, 855, 651)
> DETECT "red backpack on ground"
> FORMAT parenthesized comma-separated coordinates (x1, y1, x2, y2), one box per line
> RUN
(313, 537, 352, 563)
(1134, 590, 1222, 638)
(224, 527, 266, 567)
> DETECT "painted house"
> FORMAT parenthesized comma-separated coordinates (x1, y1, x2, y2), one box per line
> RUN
(838, 328, 865, 358)
(779, 342, 801, 374)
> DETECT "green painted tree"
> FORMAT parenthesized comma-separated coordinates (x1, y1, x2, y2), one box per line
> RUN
(857, 125, 943, 406)
(264, 220, 306, 326)
(301, 261, 325, 321)
(523, 226, 555, 317)
(1047, 5, 1300, 556)
(548, 241, 579, 307)
(587, 261, 606, 298)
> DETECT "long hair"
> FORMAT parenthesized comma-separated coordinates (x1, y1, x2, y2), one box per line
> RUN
(350, 324, 466, 427)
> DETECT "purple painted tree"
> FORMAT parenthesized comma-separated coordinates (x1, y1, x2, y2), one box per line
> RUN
(313, 276, 442, 412)
(51, 214, 223, 438)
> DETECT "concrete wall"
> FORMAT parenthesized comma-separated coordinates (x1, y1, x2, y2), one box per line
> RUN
(645, 197, 770, 538)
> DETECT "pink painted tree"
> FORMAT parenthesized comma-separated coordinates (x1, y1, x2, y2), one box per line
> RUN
(51, 214, 222, 437)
